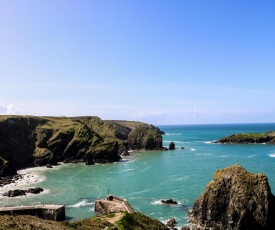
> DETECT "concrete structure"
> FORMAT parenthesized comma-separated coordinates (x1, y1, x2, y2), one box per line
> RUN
(95, 194, 134, 214)
(0, 205, 65, 221)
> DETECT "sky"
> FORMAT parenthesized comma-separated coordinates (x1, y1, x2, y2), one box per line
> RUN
(1, 1, 275, 125)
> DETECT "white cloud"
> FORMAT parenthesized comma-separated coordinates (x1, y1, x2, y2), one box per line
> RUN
(0, 103, 20, 115)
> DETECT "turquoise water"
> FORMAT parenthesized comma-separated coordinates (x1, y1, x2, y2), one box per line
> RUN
(1, 123, 275, 228)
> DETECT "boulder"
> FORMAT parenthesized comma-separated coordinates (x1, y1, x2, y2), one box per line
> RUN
(3, 187, 44, 197)
(3, 189, 26, 197)
(169, 142, 175, 150)
(188, 164, 275, 229)
(26, 187, 43, 194)
(166, 217, 176, 228)
(161, 199, 178, 205)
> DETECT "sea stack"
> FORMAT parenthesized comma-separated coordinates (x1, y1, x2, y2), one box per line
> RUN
(188, 164, 275, 229)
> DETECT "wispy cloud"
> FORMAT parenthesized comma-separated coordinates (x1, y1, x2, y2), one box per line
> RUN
(0, 103, 20, 115)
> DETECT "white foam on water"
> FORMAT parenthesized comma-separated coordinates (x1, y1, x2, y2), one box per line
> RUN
(269, 153, 275, 158)
(67, 199, 94, 208)
(151, 200, 162, 205)
(205, 141, 215, 144)
(1, 167, 47, 192)
(165, 133, 182, 136)
(121, 168, 133, 172)
(190, 148, 196, 151)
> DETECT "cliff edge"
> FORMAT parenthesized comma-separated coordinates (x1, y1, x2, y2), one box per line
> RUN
(188, 165, 275, 229)
(0, 116, 163, 176)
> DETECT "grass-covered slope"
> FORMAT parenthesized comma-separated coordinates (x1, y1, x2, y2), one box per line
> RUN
(214, 131, 275, 144)
(0, 116, 163, 176)
(0, 212, 169, 230)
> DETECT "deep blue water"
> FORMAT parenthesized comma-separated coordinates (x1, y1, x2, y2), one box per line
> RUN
(1, 123, 275, 228)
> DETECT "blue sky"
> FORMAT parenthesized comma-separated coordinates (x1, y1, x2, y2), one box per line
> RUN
(1, 1, 275, 125)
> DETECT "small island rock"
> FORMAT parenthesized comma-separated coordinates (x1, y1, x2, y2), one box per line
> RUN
(169, 142, 175, 150)
(161, 199, 178, 205)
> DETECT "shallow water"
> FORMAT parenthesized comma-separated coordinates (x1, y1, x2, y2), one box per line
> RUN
(1, 123, 275, 228)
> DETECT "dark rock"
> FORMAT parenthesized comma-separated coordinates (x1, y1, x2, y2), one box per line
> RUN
(161, 199, 178, 205)
(46, 164, 53, 168)
(188, 164, 275, 229)
(3, 187, 44, 197)
(163, 147, 168, 151)
(27, 187, 43, 194)
(85, 159, 95, 165)
(166, 218, 176, 227)
(3, 189, 26, 197)
(169, 142, 175, 150)
(181, 147, 184, 149)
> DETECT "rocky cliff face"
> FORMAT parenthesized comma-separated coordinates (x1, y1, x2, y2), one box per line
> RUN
(214, 131, 275, 144)
(0, 116, 163, 176)
(188, 165, 275, 229)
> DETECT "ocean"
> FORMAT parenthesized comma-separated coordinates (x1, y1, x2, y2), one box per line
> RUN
(1, 123, 275, 228)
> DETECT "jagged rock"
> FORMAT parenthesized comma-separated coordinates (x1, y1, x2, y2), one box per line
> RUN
(27, 187, 43, 194)
(161, 199, 178, 205)
(188, 164, 275, 229)
(169, 142, 175, 150)
(3, 187, 44, 197)
(3, 189, 26, 197)
(46, 164, 53, 168)
(166, 217, 176, 228)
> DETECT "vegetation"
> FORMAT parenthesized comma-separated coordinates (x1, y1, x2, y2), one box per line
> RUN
(0, 212, 168, 230)
(115, 212, 168, 230)
(0, 115, 163, 176)
(215, 131, 275, 144)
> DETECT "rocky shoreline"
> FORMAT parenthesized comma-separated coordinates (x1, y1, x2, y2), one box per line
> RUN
(0, 115, 165, 178)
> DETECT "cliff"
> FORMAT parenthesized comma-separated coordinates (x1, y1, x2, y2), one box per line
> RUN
(0, 116, 163, 177)
(188, 165, 275, 229)
(214, 131, 275, 144)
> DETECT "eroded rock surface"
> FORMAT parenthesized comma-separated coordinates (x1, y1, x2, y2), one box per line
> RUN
(188, 164, 275, 229)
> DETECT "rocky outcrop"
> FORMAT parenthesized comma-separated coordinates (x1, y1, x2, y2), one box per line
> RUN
(169, 142, 175, 150)
(161, 199, 178, 205)
(0, 116, 163, 176)
(188, 165, 275, 229)
(3, 187, 43, 197)
(126, 124, 163, 150)
(214, 131, 275, 144)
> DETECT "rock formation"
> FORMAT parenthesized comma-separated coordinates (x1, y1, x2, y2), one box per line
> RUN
(3, 187, 43, 197)
(169, 142, 175, 150)
(188, 165, 275, 229)
(214, 131, 275, 144)
(161, 199, 178, 205)
(0, 116, 164, 177)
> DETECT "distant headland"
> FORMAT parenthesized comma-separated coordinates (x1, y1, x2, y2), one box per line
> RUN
(0, 115, 164, 177)
(214, 131, 275, 144)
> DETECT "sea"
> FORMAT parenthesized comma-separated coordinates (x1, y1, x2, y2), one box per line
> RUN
(1, 123, 275, 229)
